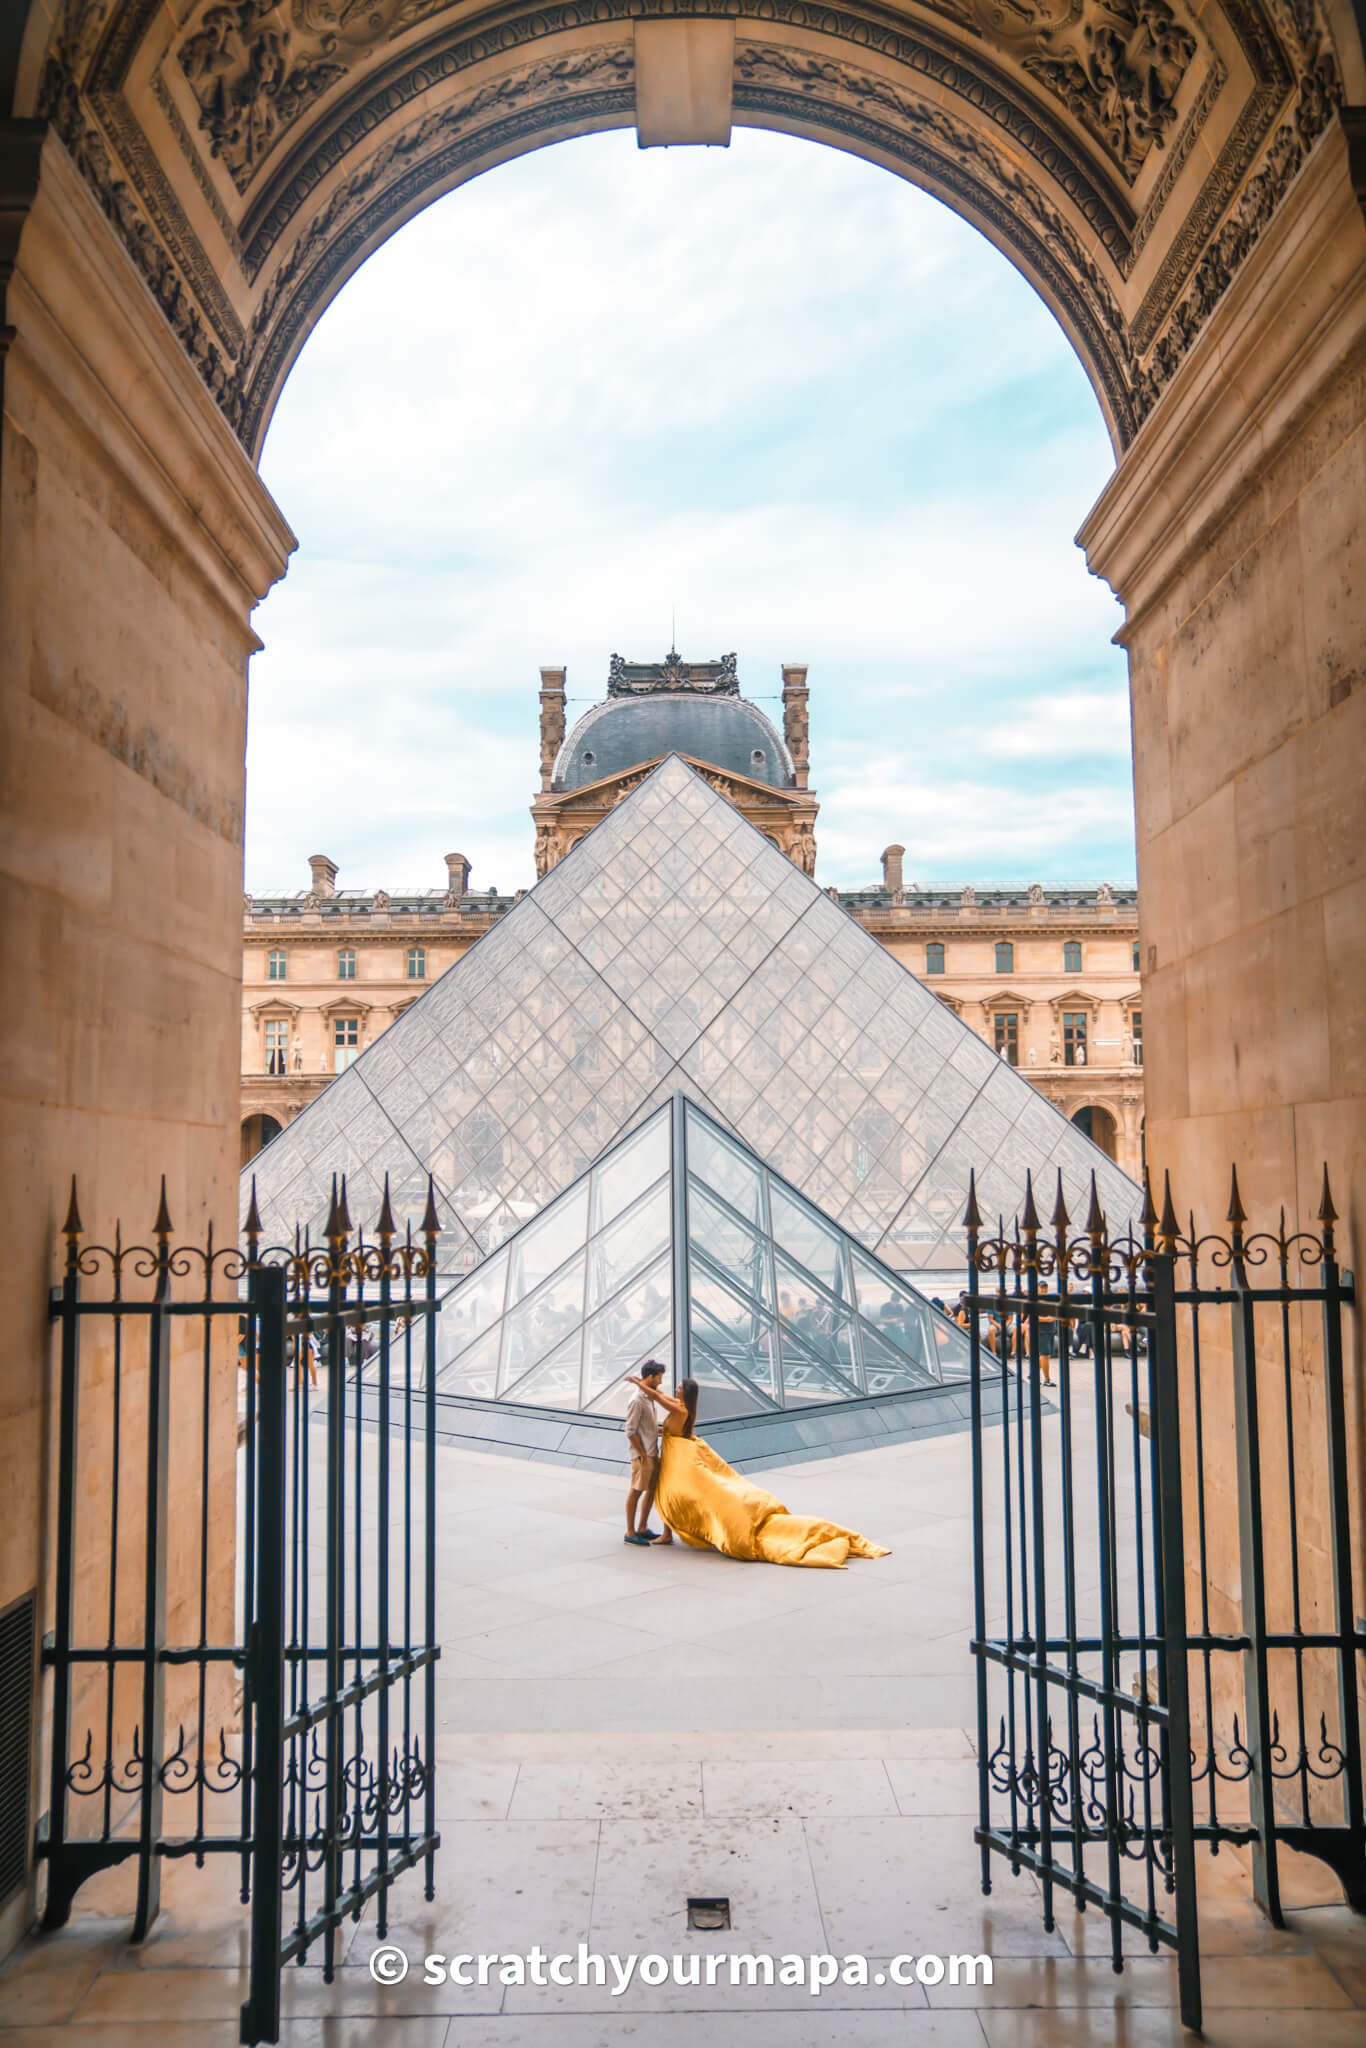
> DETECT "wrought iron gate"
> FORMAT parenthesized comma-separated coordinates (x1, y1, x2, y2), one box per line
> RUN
(967, 1166, 1362, 2032)
(39, 1174, 443, 2045)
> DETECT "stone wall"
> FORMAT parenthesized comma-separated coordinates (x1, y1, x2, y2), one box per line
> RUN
(0, 131, 292, 1944)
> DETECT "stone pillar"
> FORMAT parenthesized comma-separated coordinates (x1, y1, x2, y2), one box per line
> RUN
(781, 663, 810, 789)
(445, 850, 471, 898)
(308, 853, 338, 896)
(1079, 110, 1366, 1734)
(538, 666, 566, 790)
(881, 844, 905, 897)
(0, 127, 293, 1950)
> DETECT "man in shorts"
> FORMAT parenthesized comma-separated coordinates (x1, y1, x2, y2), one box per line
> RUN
(623, 1360, 666, 1545)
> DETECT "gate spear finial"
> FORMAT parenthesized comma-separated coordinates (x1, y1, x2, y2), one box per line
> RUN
(62, 1175, 83, 1271)
(1157, 1171, 1180, 1256)
(1227, 1164, 1247, 1256)
(1317, 1164, 1338, 1259)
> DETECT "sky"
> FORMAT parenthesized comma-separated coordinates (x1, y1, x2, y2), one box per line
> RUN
(246, 127, 1136, 899)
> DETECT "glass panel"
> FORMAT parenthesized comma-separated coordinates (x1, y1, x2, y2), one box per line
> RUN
(590, 1111, 670, 1232)
(686, 1110, 762, 1224)
(440, 1250, 510, 1362)
(773, 1253, 861, 1383)
(498, 1251, 586, 1391)
(506, 1181, 589, 1309)
(582, 1255, 671, 1407)
(929, 1315, 973, 1381)
(434, 1322, 501, 1399)
(687, 1182, 773, 1309)
(689, 1266, 779, 1400)
(773, 1330, 861, 1406)
(690, 1335, 770, 1419)
(768, 1183, 850, 1302)
(503, 1334, 583, 1408)
(858, 1321, 932, 1395)
(586, 1179, 670, 1311)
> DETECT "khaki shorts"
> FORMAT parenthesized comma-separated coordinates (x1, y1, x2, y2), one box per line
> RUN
(630, 1450, 658, 1493)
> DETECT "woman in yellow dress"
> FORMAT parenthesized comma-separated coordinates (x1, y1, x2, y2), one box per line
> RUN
(624, 1372, 890, 1570)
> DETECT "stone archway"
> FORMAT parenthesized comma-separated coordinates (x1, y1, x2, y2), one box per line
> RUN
(1070, 1101, 1119, 1160)
(1, 0, 1363, 1959)
(239, 1111, 282, 1167)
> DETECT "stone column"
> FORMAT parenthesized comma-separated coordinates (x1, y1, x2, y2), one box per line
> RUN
(0, 127, 293, 1948)
(1079, 110, 1366, 1738)
(781, 663, 810, 788)
(538, 666, 566, 790)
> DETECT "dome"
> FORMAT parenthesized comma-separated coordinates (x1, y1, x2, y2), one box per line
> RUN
(556, 693, 794, 791)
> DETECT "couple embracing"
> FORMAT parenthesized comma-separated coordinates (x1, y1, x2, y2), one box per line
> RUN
(622, 1360, 890, 1571)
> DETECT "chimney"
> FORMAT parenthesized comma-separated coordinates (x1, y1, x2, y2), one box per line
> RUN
(308, 854, 338, 897)
(881, 844, 905, 897)
(781, 664, 810, 789)
(539, 666, 567, 791)
(445, 852, 471, 898)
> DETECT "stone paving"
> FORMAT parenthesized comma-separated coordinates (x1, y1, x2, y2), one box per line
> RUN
(2, 1423, 1364, 2044)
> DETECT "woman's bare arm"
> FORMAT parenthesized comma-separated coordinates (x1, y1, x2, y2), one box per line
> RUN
(625, 1373, 688, 1417)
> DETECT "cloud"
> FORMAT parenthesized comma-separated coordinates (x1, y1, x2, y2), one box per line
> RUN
(246, 128, 1134, 895)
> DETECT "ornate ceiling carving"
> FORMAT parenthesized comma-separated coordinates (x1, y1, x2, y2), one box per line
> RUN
(25, 0, 1348, 452)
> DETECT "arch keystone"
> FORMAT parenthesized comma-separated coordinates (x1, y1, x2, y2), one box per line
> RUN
(634, 19, 735, 147)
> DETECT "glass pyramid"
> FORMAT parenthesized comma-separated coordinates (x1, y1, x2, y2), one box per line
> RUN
(244, 753, 1138, 1273)
(431, 1097, 973, 1418)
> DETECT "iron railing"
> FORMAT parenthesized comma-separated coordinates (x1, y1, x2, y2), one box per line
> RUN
(38, 1173, 443, 2045)
(967, 1165, 1362, 2033)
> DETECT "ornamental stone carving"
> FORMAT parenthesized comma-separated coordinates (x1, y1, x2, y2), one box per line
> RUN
(966, 0, 1198, 180)
(178, 1, 348, 189)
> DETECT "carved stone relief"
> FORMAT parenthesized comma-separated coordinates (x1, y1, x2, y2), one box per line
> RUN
(178, 1, 348, 189)
(963, 0, 1198, 180)
(30, 0, 1349, 456)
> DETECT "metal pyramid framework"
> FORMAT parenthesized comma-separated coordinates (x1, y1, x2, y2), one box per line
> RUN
(245, 754, 1138, 1275)
(430, 1095, 974, 1422)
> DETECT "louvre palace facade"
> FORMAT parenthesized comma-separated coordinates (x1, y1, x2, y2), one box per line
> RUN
(243, 654, 1145, 1176)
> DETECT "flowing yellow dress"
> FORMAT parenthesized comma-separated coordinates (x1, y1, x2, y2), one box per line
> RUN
(656, 1432, 890, 1569)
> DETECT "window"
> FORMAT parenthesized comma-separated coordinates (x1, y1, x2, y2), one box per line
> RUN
(1063, 940, 1082, 973)
(264, 1019, 289, 1076)
(993, 1012, 1019, 1067)
(1132, 1011, 1143, 1065)
(267, 949, 286, 981)
(995, 941, 1014, 974)
(337, 948, 356, 980)
(333, 1016, 360, 1071)
(407, 947, 426, 980)
(925, 942, 945, 976)
(1133, 940, 1142, 972)
(1063, 1011, 1089, 1066)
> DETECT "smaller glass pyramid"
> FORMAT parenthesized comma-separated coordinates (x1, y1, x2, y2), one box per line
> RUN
(431, 1095, 975, 1419)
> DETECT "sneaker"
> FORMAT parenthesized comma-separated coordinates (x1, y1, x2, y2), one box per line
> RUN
(623, 1532, 649, 1546)
(639, 1527, 663, 1542)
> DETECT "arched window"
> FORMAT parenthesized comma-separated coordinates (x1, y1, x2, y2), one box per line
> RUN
(337, 947, 356, 980)
(995, 940, 1014, 974)
(1063, 940, 1082, 973)
(407, 947, 426, 980)
(925, 942, 945, 976)
(267, 949, 286, 981)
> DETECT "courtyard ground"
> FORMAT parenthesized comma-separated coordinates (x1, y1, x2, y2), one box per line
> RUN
(2, 1419, 1364, 2044)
